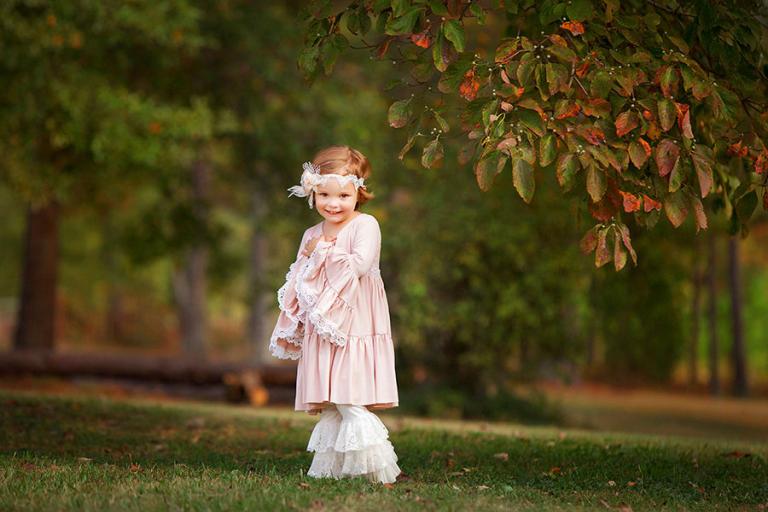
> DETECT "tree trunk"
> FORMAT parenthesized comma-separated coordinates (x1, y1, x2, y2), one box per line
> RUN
(102, 217, 124, 343)
(246, 187, 269, 365)
(13, 200, 60, 351)
(689, 262, 701, 387)
(172, 155, 211, 359)
(728, 236, 748, 397)
(707, 232, 720, 395)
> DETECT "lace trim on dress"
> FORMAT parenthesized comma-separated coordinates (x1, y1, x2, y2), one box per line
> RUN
(269, 321, 304, 360)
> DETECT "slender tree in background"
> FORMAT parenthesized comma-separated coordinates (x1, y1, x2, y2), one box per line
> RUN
(707, 231, 721, 395)
(728, 236, 748, 396)
(301, 0, 768, 269)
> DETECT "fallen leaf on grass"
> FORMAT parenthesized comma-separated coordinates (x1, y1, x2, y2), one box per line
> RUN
(618, 504, 634, 512)
(477, 485, 489, 490)
(549, 467, 561, 475)
(129, 463, 141, 473)
(607, 480, 616, 487)
(298, 482, 310, 489)
(723, 450, 751, 459)
(493, 452, 509, 461)
(77, 457, 92, 463)
(627, 481, 637, 487)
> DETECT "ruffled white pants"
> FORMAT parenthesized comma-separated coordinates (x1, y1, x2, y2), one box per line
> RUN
(306, 404, 401, 484)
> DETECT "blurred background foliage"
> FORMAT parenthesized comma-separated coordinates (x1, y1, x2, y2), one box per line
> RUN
(0, 1, 767, 422)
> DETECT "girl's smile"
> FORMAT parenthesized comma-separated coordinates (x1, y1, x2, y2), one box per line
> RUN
(314, 179, 358, 226)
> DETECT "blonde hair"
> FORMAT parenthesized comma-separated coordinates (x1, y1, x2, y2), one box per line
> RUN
(311, 145, 375, 209)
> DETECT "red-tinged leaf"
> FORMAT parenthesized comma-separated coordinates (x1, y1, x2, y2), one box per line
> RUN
(639, 137, 652, 156)
(518, 97, 544, 114)
(561, 20, 585, 36)
(422, 138, 444, 168)
(388, 98, 413, 128)
(658, 98, 676, 132)
(642, 193, 662, 212)
(500, 101, 514, 112)
(615, 110, 639, 137)
(556, 153, 580, 190)
(642, 110, 653, 121)
(660, 66, 679, 97)
(376, 37, 393, 59)
(586, 164, 606, 202)
(691, 149, 714, 197)
(655, 139, 680, 177)
(691, 79, 711, 100)
(628, 140, 649, 168)
(499, 85, 525, 101)
(755, 149, 768, 175)
(619, 190, 641, 212)
(664, 190, 688, 227)
(646, 121, 662, 141)
(410, 30, 431, 48)
(690, 195, 708, 232)
(580, 226, 598, 253)
(590, 195, 618, 222)
(549, 34, 568, 46)
(575, 60, 590, 78)
(613, 229, 627, 271)
(546, 62, 569, 95)
(581, 98, 610, 118)
(500, 68, 511, 84)
(555, 102, 581, 119)
(595, 228, 611, 268)
(618, 223, 638, 265)
(728, 141, 748, 158)
(459, 69, 480, 101)
(513, 158, 535, 203)
(578, 126, 606, 145)
(475, 151, 506, 191)
(675, 102, 693, 139)
(494, 38, 520, 63)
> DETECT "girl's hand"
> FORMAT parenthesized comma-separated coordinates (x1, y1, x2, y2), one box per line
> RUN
(302, 236, 321, 257)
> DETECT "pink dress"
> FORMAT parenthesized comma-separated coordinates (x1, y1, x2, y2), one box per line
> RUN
(269, 212, 399, 412)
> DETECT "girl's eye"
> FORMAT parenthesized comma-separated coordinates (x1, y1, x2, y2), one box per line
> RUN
(341, 194, 349, 198)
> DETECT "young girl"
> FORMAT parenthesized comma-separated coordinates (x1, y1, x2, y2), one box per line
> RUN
(268, 146, 401, 484)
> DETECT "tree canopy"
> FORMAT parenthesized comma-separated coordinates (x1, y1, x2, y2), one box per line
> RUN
(300, 0, 768, 269)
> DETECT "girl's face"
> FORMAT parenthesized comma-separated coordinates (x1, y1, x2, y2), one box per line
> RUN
(314, 178, 358, 224)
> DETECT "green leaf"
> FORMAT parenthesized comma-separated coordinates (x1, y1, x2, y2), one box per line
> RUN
(421, 138, 444, 168)
(434, 111, 450, 133)
(398, 134, 416, 160)
(432, 32, 450, 72)
(590, 71, 613, 98)
(517, 109, 545, 136)
(566, 0, 594, 21)
(513, 158, 535, 203)
(387, 98, 413, 128)
(668, 158, 683, 192)
(443, 20, 465, 53)
(657, 98, 676, 132)
(298, 45, 320, 78)
(556, 153, 581, 191)
(516, 55, 536, 86)
(586, 164, 606, 202)
(428, 0, 449, 16)
(735, 190, 758, 222)
(385, 7, 423, 35)
(546, 62, 569, 96)
(539, 133, 557, 167)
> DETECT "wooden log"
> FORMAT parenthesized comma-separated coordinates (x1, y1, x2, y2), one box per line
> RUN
(0, 350, 296, 404)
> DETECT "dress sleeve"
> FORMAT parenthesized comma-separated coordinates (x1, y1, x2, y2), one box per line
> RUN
(305, 216, 381, 346)
(268, 229, 310, 360)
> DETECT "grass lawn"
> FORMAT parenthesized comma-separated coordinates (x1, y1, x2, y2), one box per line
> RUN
(1, 389, 767, 511)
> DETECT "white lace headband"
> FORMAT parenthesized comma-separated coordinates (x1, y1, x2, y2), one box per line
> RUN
(287, 162, 366, 209)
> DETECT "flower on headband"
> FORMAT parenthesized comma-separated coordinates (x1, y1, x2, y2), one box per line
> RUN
(287, 161, 367, 209)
